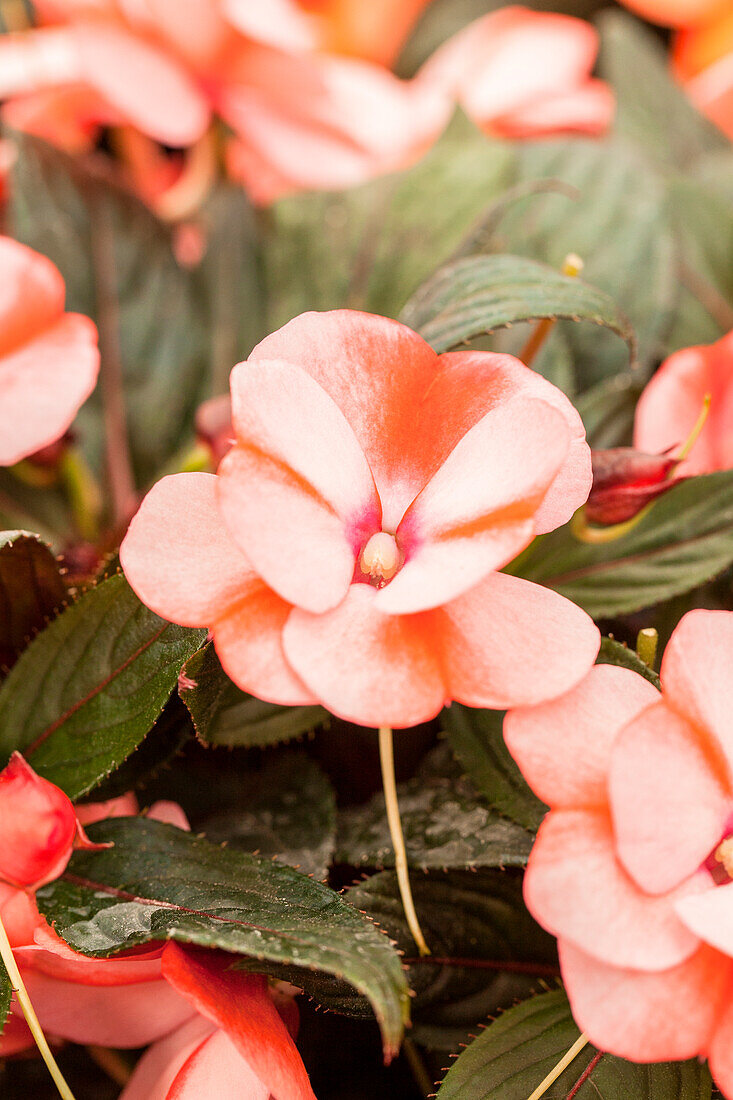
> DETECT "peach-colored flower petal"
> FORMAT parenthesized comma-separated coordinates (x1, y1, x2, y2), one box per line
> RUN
(168, 1028, 270, 1100)
(76, 792, 139, 824)
(221, 359, 380, 614)
(376, 398, 570, 615)
(616, 0, 729, 28)
(676, 880, 733, 955)
(222, 0, 317, 51)
(524, 808, 702, 970)
(504, 664, 659, 809)
(213, 588, 316, 707)
(73, 22, 210, 146)
(418, 7, 609, 136)
(0, 1010, 35, 1056)
(659, 609, 733, 768)
(610, 700, 732, 896)
(117, 0, 229, 69)
(20, 929, 165, 985)
(22, 969, 196, 1047)
(634, 329, 733, 476)
(147, 800, 191, 830)
(0, 235, 65, 353)
(120, 472, 259, 627)
(684, 51, 733, 140)
(217, 46, 447, 212)
(408, 351, 592, 536)
(283, 583, 445, 728)
(0, 313, 99, 466)
(119, 1015, 216, 1100)
(162, 944, 315, 1100)
(307, 0, 434, 67)
(0, 753, 79, 888)
(429, 572, 600, 711)
(0, 883, 42, 947)
(559, 940, 730, 1062)
(492, 80, 615, 138)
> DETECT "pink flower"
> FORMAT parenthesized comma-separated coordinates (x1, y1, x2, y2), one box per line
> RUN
(121, 309, 599, 729)
(0, 0, 445, 204)
(673, 9, 733, 139)
(504, 610, 733, 1096)
(0, 235, 99, 467)
(416, 6, 614, 139)
(634, 328, 733, 477)
(0, 754, 102, 889)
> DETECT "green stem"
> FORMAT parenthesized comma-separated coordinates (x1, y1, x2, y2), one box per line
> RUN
(378, 726, 430, 957)
(59, 447, 102, 542)
(0, 910, 76, 1100)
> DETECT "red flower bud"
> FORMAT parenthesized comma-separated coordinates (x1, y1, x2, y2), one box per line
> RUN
(585, 448, 683, 525)
(0, 753, 105, 889)
(195, 395, 234, 468)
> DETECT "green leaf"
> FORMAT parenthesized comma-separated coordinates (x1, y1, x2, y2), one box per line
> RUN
(0, 956, 10, 1037)
(37, 816, 409, 1057)
(8, 135, 208, 485)
(202, 752, 336, 880)
(436, 988, 713, 1099)
(0, 531, 67, 670)
(575, 373, 643, 450)
(486, 138, 675, 386)
(180, 643, 326, 748)
(0, 574, 206, 798)
(597, 637, 660, 690)
(346, 871, 557, 1047)
(440, 706, 546, 831)
(400, 254, 636, 360)
(264, 112, 515, 328)
(336, 774, 532, 871)
(598, 10, 727, 170)
(512, 470, 733, 619)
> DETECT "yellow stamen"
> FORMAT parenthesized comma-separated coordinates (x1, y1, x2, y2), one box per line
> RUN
(715, 838, 733, 879)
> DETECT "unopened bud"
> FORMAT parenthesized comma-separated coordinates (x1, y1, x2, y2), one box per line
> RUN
(585, 448, 682, 526)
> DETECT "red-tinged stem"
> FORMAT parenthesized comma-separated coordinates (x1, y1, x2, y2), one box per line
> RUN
(90, 201, 137, 532)
(565, 1050, 604, 1099)
(403, 956, 561, 977)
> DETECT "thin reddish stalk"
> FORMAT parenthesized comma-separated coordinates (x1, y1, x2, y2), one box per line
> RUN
(565, 1049, 604, 1098)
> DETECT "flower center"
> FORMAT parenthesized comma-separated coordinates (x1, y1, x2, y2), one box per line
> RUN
(359, 532, 401, 587)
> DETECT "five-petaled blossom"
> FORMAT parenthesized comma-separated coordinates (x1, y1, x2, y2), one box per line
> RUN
(1, 794, 315, 1099)
(504, 610, 733, 1098)
(634, 328, 733, 477)
(416, 6, 614, 140)
(0, 753, 102, 889)
(121, 309, 600, 729)
(0, 235, 99, 467)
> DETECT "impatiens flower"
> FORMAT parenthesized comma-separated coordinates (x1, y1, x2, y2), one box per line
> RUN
(0, 753, 103, 889)
(0, 235, 99, 467)
(673, 9, 733, 139)
(503, 610, 733, 1097)
(634, 328, 733, 477)
(0, 0, 445, 204)
(121, 309, 600, 729)
(416, 7, 614, 139)
(584, 447, 681, 525)
(617, 0, 729, 29)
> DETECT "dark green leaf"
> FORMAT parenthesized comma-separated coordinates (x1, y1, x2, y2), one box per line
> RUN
(440, 706, 546, 831)
(202, 752, 336, 880)
(337, 774, 532, 871)
(598, 10, 727, 170)
(0, 574, 206, 798)
(0, 956, 10, 1037)
(0, 530, 67, 670)
(37, 817, 409, 1057)
(400, 254, 636, 360)
(264, 112, 515, 328)
(436, 988, 713, 1099)
(8, 135, 208, 485)
(180, 643, 326, 748)
(597, 637, 660, 690)
(487, 138, 675, 385)
(512, 470, 733, 619)
(347, 871, 556, 1046)
(575, 373, 643, 449)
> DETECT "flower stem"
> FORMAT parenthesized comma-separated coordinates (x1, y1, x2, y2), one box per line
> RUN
(378, 726, 430, 957)
(0, 911, 76, 1100)
(59, 447, 103, 542)
(526, 1033, 589, 1100)
(520, 253, 584, 368)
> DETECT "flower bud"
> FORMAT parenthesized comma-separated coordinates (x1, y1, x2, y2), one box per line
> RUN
(585, 447, 682, 526)
(0, 753, 104, 889)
